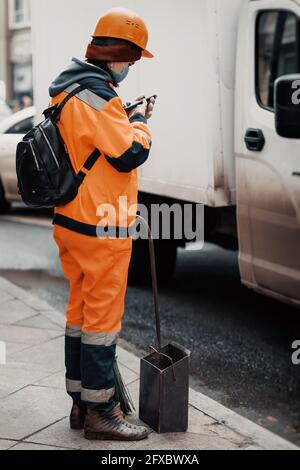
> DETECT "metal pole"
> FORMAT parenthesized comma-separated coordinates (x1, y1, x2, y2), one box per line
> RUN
(136, 215, 161, 350)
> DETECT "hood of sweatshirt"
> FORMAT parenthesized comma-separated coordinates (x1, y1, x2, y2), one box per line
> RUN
(49, 57, 114, 97)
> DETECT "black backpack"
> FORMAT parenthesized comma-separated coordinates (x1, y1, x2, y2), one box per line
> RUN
(16, 83, 101, 208)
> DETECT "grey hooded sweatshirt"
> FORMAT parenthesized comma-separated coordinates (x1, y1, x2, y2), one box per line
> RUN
(49, 57, 118, 101)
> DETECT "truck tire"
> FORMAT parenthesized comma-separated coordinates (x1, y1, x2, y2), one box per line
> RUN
(128, 238, 177, 286)
(0, 181, 11, 214)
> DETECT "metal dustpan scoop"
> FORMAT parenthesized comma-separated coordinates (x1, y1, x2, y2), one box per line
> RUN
(137, 216, 191, 434)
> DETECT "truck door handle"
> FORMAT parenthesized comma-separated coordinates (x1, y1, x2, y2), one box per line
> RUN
(292, 172, 300, 177)
(244, 129, 265, 151)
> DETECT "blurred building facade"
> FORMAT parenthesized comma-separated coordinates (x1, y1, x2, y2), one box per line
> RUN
(0, 0, 32, 103)
(0, 0, 9, 99)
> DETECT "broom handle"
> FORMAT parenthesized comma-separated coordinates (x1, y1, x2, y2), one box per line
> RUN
(136, 216, 161, 350)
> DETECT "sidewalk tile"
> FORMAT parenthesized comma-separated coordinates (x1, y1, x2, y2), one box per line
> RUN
(41, 310, 65, 330)
(0, 277, 57, 313)
(1, 360, 61, 374)
(118, 363, 139, 385)
(0, 324, 62, 346)
(0, 300, 39, 325)
(0, 439, 17, 450)
(21, 297, 59, 313)
(188, 405, 217, 433)
(10, 336, 64, 372)
(5, 341, 31, 356)
(10, 442, 69, 450)
(126, 431, 244, 450)
(117, 346, 140, 374)
(0, 291, 14, 304)
(204, 421, 252, 447)
(0, 385, 69, 440)
(35, 371, 65, 390)
(24, 417, 133, 451)
(14, 314, 62, 331)
(244, 445, 263, 450)
(0, 363, 56, 397)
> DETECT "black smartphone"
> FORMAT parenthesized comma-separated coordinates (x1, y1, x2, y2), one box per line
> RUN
(124, 94, 158, 112)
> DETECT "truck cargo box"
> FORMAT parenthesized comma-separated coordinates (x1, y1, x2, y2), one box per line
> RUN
(31, 0, 243, 207)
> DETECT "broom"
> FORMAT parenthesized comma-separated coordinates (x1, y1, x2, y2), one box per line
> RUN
(113, 356, 136, 415)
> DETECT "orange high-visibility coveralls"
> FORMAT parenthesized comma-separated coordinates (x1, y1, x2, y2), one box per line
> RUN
(50, 58, 152, 411)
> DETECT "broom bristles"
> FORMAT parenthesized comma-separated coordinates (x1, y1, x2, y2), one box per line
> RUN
(113, 359, 136, 415)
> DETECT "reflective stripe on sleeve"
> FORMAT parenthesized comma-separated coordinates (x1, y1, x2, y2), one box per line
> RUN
(133, 128, 152, 146)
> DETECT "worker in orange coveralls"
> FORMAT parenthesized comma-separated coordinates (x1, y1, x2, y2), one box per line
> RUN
(50, 7, 156, 441)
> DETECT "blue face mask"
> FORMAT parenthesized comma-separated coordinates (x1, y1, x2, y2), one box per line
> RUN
(110, 65, 129, 83)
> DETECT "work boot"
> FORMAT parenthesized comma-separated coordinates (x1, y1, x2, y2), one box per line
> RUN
(70, 402, 87, 430)
(84, 403, 150, 441)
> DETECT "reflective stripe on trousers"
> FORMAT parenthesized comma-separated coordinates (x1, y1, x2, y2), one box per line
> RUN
(65, 325, 118, 411)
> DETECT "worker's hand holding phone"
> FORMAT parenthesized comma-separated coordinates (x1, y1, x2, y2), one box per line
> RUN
(124, 94, 157, 120)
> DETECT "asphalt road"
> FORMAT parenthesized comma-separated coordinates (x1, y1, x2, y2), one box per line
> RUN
(0, 205, 299, 445)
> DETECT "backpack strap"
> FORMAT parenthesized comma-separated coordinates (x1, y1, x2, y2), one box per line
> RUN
(53, 82, 102, 184)
(76, 148, 101, 184)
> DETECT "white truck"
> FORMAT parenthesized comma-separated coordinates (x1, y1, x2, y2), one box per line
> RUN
(31, 0, 300, 307)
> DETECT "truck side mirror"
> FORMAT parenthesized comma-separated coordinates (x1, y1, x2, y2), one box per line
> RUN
(274, 74, 300, 138)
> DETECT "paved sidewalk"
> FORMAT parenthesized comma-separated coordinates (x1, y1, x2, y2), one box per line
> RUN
(0, 276, 297, 451)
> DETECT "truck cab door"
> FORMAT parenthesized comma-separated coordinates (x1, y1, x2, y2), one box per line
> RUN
(235, 1, 300, 306)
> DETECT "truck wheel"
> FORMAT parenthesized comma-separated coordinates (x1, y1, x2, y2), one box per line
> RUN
(128, 239, 177, 286)
(0, 181, 11, 214)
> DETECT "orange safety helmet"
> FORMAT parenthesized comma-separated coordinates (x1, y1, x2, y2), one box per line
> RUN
(92, 7, 154, 59)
